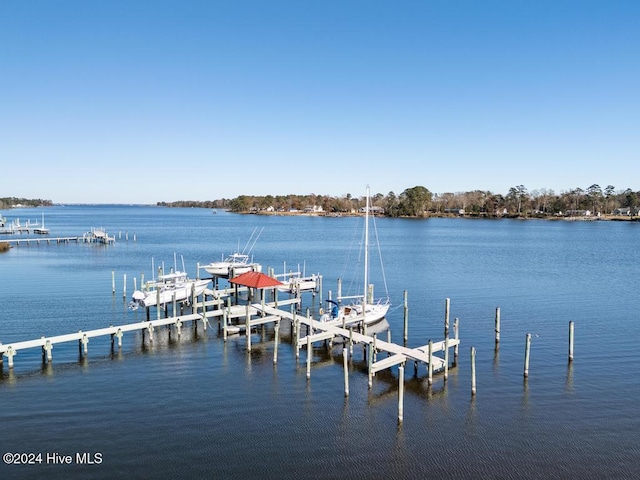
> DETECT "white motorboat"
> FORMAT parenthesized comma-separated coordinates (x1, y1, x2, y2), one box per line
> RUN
(321, 186, 390, 326)
(130, 254, 210, 308)
(202, 252, 261, 277)
(202, 227, 263, 278)
(131, 271, 210, 308)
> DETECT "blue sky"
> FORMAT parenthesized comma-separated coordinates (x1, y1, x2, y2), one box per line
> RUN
(1, 1, 638, 203)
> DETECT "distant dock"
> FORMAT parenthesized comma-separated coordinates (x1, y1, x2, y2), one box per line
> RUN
(1, 228, 118, 246)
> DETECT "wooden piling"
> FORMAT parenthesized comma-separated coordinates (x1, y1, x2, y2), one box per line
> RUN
(524, 333, 532, 378)
(367, 342, 373, 388)
(453, 318, 459, 363)
(7, 346, 15, 368)
(495, 307, 501, 343)
(172, 291, 177, 318)
(246, 303, 251, 352)
(349, 327, 354, 357)
(444, 298, 450, 337)
(123, 274, 127, 299)
(306, 335, 311, 379)
(295, 316, 301, 358)
(81, 334, 88, 355)
(156, 288, 161, 320)
(427, 339, 433, 386)
(471, 346, 477, 396)
(273, 320, 280, 364)
(568, 320, 574, 362)
(111, 271, 115, 294)
(223, 307, 228, 341)
(403, 290, 408, 343)
(444, 336, 449, 381)
(147, 323, 154, 343)
(42, 337, 52, 363)
(373, 333, 377, 363)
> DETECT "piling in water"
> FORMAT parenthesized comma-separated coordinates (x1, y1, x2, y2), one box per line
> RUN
(471, 346, 477, 396)
(524, 333, 532, 378)
(568, 320, 574, 362)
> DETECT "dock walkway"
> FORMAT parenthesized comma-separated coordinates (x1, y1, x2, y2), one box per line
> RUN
(1, 229, 116, 246)
(256, 304, 459, 380)
(0, 313, 202, 367)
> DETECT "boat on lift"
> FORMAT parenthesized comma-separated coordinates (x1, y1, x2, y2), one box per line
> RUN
(130, 254, 210, 309)
(201, 227, 263, 278)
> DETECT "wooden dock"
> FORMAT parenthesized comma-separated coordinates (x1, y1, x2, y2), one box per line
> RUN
(1, 228, 116, 246)
(256, 304, 459, 387)
(0, 313, 204, 367)
(0, 283, 459, 423)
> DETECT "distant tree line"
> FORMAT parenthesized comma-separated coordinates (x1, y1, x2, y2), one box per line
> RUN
(158, 183, 640, 218)
(156, 199, 230, 209)
(0, 197, 52, 209)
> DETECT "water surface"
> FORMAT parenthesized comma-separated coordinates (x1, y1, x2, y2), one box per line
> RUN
(1, 206, 639, 479)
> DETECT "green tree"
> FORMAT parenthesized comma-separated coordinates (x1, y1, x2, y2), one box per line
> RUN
(398, 186, 432, 217)
(507, 185, 528, 216)
(229, 195, 251, 212)
(385, 191, 400, 217)
(586, 184, 603, 214)
(623, 189, 638, 219)
(604, 185, 616, 214)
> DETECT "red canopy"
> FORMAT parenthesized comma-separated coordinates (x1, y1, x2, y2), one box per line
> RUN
(228, 271, 283, 289)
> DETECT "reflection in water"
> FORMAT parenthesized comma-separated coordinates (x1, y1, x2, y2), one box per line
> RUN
(521, 377, 530, 413)
(78, 355, 89, 372)
(465, 395, 477, 433)
(565, 362, 574, 393)
(41, 361, 55, 377)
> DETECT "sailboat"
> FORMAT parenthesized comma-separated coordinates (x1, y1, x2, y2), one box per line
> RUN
(321, 186, 390, 327)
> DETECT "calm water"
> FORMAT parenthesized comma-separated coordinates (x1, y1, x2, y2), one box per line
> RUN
(1, 205, 639, 479)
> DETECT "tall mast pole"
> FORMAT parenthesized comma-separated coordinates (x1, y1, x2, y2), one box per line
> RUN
(364, 186, 370, 312)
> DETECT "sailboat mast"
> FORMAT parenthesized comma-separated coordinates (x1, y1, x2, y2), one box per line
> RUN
(363, 186, 370, 310)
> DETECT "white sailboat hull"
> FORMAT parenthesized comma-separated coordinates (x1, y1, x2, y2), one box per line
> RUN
(343, 301, 390, 326)
(321, 300, 390, 327)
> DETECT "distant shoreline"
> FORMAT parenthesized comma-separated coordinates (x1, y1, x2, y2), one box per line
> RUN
(245, 210, 639, 221)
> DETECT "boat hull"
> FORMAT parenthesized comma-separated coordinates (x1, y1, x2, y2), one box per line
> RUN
(132, 279, 210, 308)
(203, 263, 258, 277)
(322, 301, 390, 327)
